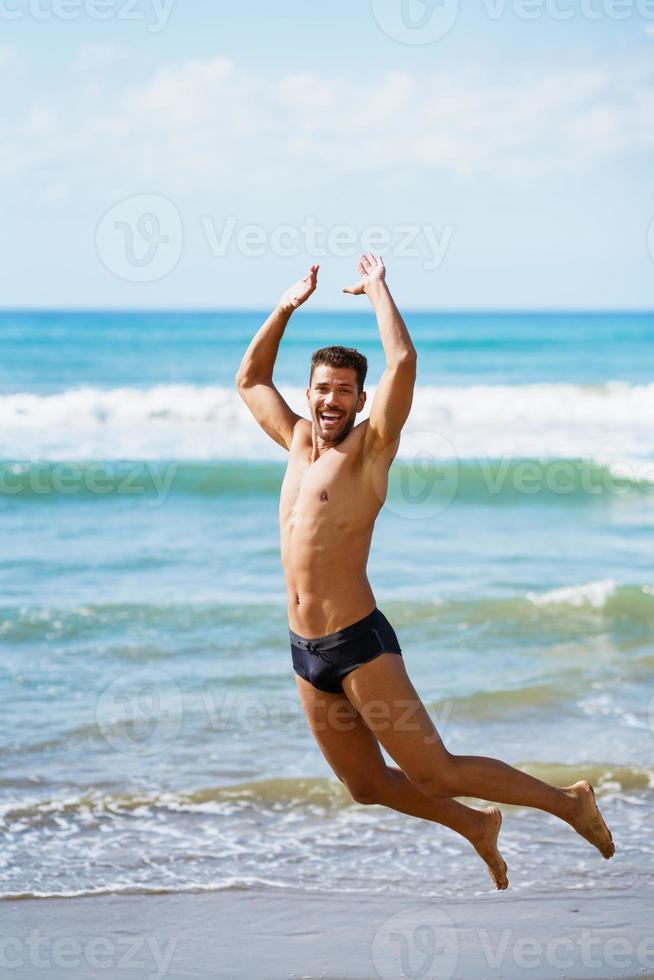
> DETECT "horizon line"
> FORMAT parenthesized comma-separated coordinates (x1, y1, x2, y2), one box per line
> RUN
(2, 307, 654, 316)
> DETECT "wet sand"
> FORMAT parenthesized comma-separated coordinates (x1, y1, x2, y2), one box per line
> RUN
(1, 886, 652, 980)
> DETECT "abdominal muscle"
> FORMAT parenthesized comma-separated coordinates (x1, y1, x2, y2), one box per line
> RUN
(283, 527, 377, 637)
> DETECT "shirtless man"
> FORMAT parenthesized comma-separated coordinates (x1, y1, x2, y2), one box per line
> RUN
(235, 253, 615, 890)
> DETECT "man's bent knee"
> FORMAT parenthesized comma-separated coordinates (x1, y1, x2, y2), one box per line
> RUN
(345, 776, 389, 805)
(349, 786, 385, 805)
(409, 756, 459, 799)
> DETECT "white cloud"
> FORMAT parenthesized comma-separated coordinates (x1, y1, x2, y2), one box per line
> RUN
(21, 103, 59, 139)
(2, 55, 654, 192)
(127, 57, 234, 125)
(74, 43, 125, 73)
(277, 73, 339, 113)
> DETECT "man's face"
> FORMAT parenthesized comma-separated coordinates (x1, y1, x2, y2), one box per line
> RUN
(306, 365, 366, 444)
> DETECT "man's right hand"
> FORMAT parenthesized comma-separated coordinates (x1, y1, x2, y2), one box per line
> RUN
(278, 264, 319, 314)
(342, 253, 386, 296)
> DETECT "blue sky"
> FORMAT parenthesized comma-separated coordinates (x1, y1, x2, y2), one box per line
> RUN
(1, 0, 654, 309)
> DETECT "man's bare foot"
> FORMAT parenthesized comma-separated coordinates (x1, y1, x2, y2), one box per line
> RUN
(566, 781, 615, 859)
(471, 806, 509, 890)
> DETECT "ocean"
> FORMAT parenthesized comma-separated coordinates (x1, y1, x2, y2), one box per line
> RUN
(1, 309, 653, 902)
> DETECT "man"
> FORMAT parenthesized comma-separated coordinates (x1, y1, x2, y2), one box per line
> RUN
(235, 253, 614, 890)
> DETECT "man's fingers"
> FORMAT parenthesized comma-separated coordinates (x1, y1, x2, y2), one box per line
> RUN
(365, 252, 384, 271)
(360, 254, 372, 274)
(303, 269, 318, 289)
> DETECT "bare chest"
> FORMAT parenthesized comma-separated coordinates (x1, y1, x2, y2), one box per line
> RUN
(279, 427, 374, 535)
(280, 451, 353, 526)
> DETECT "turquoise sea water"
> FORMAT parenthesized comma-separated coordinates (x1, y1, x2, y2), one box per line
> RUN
(1, 310, 653, 900)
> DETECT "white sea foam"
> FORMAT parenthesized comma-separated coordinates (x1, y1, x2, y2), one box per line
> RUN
(0, 382, 653, 462)
(526, 578, 617, 609)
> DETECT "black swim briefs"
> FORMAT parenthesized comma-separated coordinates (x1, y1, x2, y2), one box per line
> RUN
(289, 606, 402, 694)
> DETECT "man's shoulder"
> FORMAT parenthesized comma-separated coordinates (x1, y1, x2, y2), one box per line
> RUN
(286, 417, 311, 454)
(358, 418, 401, 465)
(292, 417, 312, 440)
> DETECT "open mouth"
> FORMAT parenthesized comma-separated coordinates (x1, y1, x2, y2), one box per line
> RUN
(320, 412, 343, 427)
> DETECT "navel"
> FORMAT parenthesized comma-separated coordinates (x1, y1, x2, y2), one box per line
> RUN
(320, 491, 328, 502)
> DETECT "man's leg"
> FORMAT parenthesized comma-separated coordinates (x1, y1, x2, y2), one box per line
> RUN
(341, 654, 614, 859)
(294, 674, 509, 887)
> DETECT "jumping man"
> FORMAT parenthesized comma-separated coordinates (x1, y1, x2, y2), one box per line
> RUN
(235, 254, 615, 890)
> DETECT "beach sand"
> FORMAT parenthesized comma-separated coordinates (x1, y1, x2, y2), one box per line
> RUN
(1, 887, 652, 980)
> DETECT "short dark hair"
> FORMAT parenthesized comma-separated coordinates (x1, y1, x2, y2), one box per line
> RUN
(309, 346, 367, 393)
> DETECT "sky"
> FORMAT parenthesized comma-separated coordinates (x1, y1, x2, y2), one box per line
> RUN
(1, 0, 654, 309)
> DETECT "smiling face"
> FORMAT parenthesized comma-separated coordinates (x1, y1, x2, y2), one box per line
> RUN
(306, 365, 366, 445)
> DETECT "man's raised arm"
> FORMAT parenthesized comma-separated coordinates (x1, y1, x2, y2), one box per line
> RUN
(343, 253, 417, 450)
(235, 265, 319, 451)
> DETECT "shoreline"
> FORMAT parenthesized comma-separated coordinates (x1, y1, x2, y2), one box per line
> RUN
(1, 886, 652, 980)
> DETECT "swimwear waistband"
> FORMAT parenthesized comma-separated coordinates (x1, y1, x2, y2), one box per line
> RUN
(288, 606, 380, 652)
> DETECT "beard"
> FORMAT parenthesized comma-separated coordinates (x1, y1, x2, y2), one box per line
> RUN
(312, 407, 354, 443)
